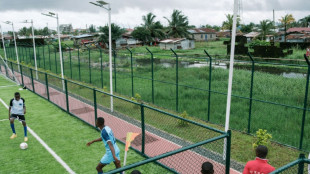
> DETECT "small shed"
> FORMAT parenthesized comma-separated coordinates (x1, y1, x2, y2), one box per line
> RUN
(71, 34, 95, 46)
(244, 32, 260, 43)
(159, 38, 195, 50)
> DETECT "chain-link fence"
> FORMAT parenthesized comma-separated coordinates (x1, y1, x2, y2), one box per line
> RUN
(0, 61, 232, 173)
(5, 44, 310, 152)
(105, 134, 231, 174)
(270, 154, 310, 174)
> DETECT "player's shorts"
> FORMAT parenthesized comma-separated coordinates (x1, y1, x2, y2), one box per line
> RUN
(100, 150, 120, 165)
(10, 114, 25, 121)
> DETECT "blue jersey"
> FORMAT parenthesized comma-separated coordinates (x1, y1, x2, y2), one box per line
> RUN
(100, 126, 120, 154)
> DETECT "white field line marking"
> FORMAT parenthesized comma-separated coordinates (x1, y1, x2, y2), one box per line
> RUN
(0, 85, 19, 88)
(0, 97, 76, 174)
(0, 119, 8, 122)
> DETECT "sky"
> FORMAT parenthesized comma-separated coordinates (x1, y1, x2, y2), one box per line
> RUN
(0, 0, 309, 32)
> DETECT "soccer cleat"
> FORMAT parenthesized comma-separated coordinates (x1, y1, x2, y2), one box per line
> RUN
(10, 134, 17, 139)
(24, 137, 28, 142)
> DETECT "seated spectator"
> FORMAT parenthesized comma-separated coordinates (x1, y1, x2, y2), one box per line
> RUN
(131, 170, 141, 174)
(201, 162, 214, 174)
(243, 145, 275, 174)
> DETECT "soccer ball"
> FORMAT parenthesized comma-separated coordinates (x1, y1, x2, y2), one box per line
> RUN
(20, 142, 28, 150)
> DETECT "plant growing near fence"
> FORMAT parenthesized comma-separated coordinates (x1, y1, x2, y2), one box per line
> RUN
(178, 111, 189, 127)
(253, 129, 272, 149)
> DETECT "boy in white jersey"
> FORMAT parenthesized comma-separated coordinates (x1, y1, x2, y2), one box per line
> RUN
(9, 92, 28, 142)
(87, 117, 121, 174)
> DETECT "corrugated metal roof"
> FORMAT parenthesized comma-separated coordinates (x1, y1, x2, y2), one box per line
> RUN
(287, 27, 310, 33)
(71, 34, 93, 39)
(188, 28, 216, 34)
(159, 38, 187, 43)
(244, 32, 260, 38)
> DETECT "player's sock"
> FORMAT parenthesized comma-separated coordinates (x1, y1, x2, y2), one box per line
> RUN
(24, 126, 27, 137)
(10, 123, 16, 134)
(98, 172, 103, 174)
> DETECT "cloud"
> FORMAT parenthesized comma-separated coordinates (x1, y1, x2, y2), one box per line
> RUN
(0, 0, 309, 32)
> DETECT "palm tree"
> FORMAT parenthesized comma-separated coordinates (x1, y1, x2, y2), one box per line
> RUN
(259, 20, 273, 40)
(164, 10, 190, 38)
(279, 14, 295, 42)
(142, 13, 165, 43)
(222, 14, 240, 38)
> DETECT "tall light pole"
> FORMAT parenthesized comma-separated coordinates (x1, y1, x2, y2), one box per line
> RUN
(22, 19, 38, 79)
(0, 25, 7, 62)
(4, 21, 20, 71)
(90, 0, 113, 112)
(42, 12, 65, 90)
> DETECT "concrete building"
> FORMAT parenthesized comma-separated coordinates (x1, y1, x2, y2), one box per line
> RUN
(159, 38, 195, 50)
(59, 24, 73, 33)
(188, 28, 217, 41)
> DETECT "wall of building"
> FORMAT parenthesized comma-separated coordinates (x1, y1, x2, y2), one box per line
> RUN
(192, 33, 217, 41)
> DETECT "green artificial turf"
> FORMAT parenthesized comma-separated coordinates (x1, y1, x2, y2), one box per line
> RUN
(0, 76, 168, 174)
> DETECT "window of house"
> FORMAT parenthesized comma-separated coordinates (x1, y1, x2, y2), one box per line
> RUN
(201, 34, 203, 38)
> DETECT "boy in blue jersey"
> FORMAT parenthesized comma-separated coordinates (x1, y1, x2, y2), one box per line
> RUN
(87, 117, 121, 174)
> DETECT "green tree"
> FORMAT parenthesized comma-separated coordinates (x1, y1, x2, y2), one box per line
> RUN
(298, 15, 310, 27)
(222, 14, 240, 37)
(240, 22, 255, 33)
(19, 27, 28, 36)
(131, 27, 152, 45)
(99, 23, 125, 48)
(205, 24, 221, 31)
(279, 14, 295, 42)
(259, 20, 273, 40)
(41, 27, 50, 36)
(164, 9, 190, 38)
(142, 12, 165, 41)
(89, 24, 96, 33)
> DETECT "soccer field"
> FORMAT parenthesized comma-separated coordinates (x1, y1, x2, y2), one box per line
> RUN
(0, 75, 166, 174)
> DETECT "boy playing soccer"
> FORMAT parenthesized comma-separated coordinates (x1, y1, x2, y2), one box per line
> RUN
(87, 117, 121, 174)
(9, 92, 28, 142)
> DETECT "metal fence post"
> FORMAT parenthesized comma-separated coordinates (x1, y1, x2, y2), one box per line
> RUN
(43, 44, 46, 69)
(10, 62, 14, 76)
(171, 49, 179, 112)
(126, 47, 134, 97)
(64, 44, 72, 79)
(94, 88, 98, 127)
(65, 79, 69, 112)
(54, 47, 58, 74)
(20, 64, 24, 86)
(300, 54, 310, 150)
(30, 68, 35, 92)
(247, 53, 255, 134)
(45, 73, 50, 101)
(113, 49, 117, 92)
(96, 45, 103, 88)
(146, 47, 154, 103)
(78, 47, 81, 81)
(141, 103, 145, 154)
(298, 154, 305, 174)
(87, 46, 91, 84)
(225, 130, 231, 174)
(48, 44, 51, 71)
(204, 50, 212, 121)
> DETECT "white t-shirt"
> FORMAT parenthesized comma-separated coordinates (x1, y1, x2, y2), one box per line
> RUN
(10, 98, 25, 115)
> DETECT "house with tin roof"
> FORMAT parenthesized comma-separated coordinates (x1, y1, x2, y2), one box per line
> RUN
(159, 38, 195, 50)
(188, 28, 217, 41)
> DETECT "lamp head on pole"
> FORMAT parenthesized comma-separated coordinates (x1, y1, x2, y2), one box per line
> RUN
(4, 21, 12, 25)
(41, 12, 57, 18)
(89, 1, 110, 10)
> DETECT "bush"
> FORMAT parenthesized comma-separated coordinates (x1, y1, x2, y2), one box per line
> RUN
(253, 129, 272, 149)
(178, 111, 189, 127)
